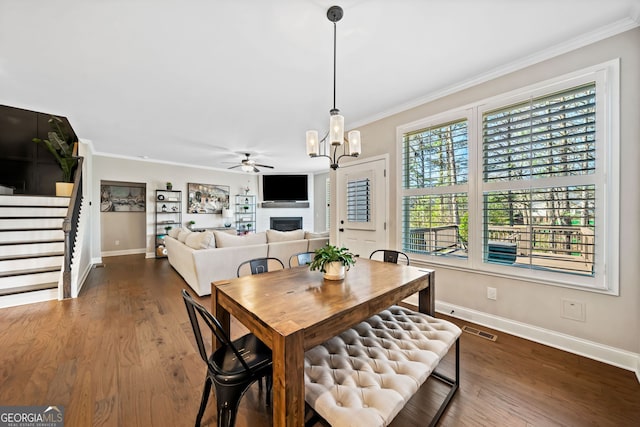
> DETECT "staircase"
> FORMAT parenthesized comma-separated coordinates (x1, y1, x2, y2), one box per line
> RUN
(0, 195, 69, 298)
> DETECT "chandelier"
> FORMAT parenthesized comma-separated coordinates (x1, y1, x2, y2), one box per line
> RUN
(306, 5, 361, 170)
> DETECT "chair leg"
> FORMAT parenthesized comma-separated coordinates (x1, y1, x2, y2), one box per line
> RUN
(195, 376, 212, 427)
(265, 375, 272, 407)
(215, 383, 249, 427)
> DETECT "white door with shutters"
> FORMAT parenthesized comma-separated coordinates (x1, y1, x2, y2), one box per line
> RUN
(336, 156, 388, 258)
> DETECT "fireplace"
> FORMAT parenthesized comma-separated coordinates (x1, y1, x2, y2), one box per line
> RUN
(270, 217, 303, 231)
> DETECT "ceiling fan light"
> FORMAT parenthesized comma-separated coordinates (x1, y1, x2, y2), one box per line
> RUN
(348, 130, 361, 155)
(329, 114, 344, 146)
(241, 164, 253, 173)
(306, 130, 319, 156)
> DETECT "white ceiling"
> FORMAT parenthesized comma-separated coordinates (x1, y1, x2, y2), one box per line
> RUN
(1, 0, 638, 173)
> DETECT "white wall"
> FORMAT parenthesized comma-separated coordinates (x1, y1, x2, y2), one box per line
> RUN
(351, 28, 640, 363)
(92, 156, 260, 259)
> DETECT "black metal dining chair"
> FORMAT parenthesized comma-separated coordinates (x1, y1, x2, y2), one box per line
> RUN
(369, 249, 410, 265)
(288, 251, 315, 268)
(182, 289, 273, 427)
(236, 257, 285, 277)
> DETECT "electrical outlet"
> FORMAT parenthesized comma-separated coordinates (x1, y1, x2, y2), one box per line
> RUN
(561, 299, 586, 322)
(487, 287, 497, 300)
(115, 240, 120, 246)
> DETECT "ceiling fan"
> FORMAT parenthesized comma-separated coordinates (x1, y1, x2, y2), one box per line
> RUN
(227, 153, 274, 173)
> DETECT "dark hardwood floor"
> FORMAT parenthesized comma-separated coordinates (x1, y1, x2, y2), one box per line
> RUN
(0, 254, 638, 426)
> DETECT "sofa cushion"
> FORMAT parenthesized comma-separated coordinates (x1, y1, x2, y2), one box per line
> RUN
(177, 229, 192, 243)
(214, 231, 267, 248)
(185, 231, 215, 250)
(305, 231, 329, 239)
(267, 229, 305, 243)
(168, 227, 182, 239)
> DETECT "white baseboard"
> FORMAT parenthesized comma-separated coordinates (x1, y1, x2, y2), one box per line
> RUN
(101, 248, 146, 257)
(0, 289, 58, 309)
(73, 263, 93, 297)
(436, 301, 640, 376)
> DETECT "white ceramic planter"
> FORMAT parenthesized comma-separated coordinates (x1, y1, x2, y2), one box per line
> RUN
(323, 261, 345, 280)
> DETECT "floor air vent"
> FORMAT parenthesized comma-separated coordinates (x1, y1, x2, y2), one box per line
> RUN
(462, 325, 497, 341)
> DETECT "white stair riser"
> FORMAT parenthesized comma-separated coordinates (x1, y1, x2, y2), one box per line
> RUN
(0, 229, 64, 244)
(0, 207, 68, 218)
(0, 218, 64, 230)
(0, 256, 64, 272)
(0, 271, 60, 289)
(0, 195, 69, 207)
(0, 242, 64, 257)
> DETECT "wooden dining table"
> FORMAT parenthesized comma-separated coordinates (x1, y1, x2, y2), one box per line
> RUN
(211, 258, 434, 427)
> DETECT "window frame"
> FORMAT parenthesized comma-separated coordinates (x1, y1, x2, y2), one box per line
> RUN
(397, 60, 619, 294)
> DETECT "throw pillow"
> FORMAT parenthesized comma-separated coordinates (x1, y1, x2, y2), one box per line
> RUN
(266, 229, 305, 243)
(304, 231, 330, 239)
(185, 231, 214, 250)
(214, 231, 267, 248)
(177, 229, 192, 243)
(168, 227, 182, 239)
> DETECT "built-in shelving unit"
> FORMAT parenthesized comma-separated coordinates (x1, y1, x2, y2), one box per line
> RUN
(155, 189, 182, 258)
(235, 194, 256, 234)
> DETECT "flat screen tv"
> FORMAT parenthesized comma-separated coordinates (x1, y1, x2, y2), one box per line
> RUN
(262, 174, 308, 202)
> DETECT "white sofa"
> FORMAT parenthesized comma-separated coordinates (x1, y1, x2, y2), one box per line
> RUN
(164, 228, 329, 296)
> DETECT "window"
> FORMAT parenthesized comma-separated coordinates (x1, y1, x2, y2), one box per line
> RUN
(346, 178, 371, 223)
(398, 61, 619, 293)
(401, 118, 469, 258)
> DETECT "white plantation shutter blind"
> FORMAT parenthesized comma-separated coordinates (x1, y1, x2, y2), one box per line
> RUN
(481, 83, 596, 276)
(401, 119, 469, 257)
(347, 178, 370, 223)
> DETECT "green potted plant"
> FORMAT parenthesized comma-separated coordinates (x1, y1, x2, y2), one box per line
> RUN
(166, 182, 173, 190)
(32, 115, 78, 196)
(187, 220, 195, 230)
(309, 244, 356, 280)
(164, 225, 172, 234)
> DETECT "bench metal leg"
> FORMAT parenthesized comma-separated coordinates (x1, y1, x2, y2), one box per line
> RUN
(428, 337, 460, 427)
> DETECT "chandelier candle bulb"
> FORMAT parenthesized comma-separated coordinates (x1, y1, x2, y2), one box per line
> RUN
(348, 130, 361, 155)
(306, 130, 319, 156)
(329, 114, 344, 145)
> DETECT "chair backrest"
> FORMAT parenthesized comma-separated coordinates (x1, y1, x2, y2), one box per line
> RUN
(369, 249, 410, 265)
(289, 251, 315, 268)
(181, 289, 251, 372)
(237, 257, 285, 277)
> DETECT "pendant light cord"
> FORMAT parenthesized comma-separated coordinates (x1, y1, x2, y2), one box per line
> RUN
(332, 21, 337, 112)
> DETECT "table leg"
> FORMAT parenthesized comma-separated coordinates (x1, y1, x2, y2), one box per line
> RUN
(272, 330, 305, 427)
(418, 271, 435, 316)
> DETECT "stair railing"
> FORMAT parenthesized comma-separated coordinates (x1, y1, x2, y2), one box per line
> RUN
(62, 157, 83, 298)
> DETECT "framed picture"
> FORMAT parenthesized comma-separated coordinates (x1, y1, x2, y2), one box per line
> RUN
(187, 183, 229, 214)
(100, 184, 146, 212)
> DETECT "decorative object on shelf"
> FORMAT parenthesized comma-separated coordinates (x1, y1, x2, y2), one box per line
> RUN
(156, 245, 167, 257)
(309, 244, 356, 281)
(187, 182, 229, 214)
(166, 182, 173, 190)
(243, 186, 250, 195)
(223, 207, 234, 228)
(161, 204, 167, 212)
(187, 220, 195, 230)
(157, 194, 165, 201)
(306, 5, 361, 170)
(32, 115, 79, 195)
(227, 153, 275, 173)
(164, 226, 172, 233)
(100, 183, 146, 212)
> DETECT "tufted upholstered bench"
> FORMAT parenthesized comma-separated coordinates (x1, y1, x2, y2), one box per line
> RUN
(304, 305, 461, 427)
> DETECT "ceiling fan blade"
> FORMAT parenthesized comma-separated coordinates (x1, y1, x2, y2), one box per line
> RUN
(227, 165, 242, 170)
(254, 163, 274, 169)
(253, 167, 260, 173)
